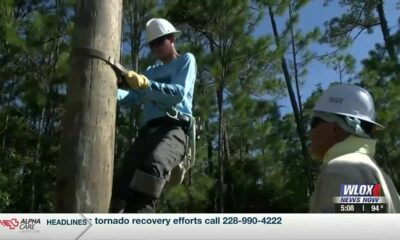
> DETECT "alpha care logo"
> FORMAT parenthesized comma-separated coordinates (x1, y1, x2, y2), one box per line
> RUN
(19, 218, 41, 233)
(0, 218, 20, 230)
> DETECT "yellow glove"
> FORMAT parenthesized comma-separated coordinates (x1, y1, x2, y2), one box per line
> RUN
(126, 70, 150, 90)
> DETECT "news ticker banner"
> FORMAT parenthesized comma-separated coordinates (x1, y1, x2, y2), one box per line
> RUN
(1, 214, 400, 240)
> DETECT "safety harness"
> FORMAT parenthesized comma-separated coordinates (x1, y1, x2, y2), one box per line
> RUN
(72, 47, 197, 195)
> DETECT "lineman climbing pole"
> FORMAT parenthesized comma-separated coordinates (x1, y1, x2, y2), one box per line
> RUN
(56, 0, 123, 212)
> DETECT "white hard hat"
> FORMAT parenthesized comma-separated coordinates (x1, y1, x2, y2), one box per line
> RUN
(313, 84, 383, 128)
(145, 18, 181, 43)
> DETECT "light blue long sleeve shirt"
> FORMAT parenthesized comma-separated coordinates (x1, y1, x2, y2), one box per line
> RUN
(117, 53, 196, 126)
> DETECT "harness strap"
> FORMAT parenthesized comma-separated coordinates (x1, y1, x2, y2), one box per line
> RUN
(72, 47, 130, 86)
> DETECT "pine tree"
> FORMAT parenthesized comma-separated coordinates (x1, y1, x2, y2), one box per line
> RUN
(322, 0, 398, 63)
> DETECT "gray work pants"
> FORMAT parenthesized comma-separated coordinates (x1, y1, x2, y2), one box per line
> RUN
(112, 121, 187, 213)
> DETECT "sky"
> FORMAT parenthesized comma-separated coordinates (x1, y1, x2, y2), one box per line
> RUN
(255, 0, 399, 115)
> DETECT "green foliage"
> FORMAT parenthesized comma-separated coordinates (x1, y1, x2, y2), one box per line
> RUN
(322, 53, 356, 82)
(359, 30, 400, 185)
(0, 0, 72, 212)
(321, 0, 380, 48)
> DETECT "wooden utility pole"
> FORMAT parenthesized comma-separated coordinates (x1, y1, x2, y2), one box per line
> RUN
(56, 0, 123, 212)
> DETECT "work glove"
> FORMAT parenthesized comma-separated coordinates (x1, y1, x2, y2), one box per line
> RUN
(126, 70, 150, 90)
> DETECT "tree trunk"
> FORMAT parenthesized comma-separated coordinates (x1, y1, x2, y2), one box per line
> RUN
(268, 5, 314, 194)
(217, 78, 225, 213)
(129, 0, 141, 72)
(288, 0, 303, 116)
(205, 119, 213, 175)
(186, 167, 193, 213)
(2, 114, 9, 149)
(376, 0, 397, 63)
(56, 0, 123, 212)
(30, 106, 46, 212)
(1, 79, 15, 149)
(127, 0, 142, 141)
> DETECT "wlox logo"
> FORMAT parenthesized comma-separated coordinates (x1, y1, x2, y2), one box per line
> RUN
(340, 184, 381, 196)
(336, 184, 385, 204)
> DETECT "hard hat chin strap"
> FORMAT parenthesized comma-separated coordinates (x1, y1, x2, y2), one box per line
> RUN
(343, 115, 371, 138)
(314, 111, 370, 138)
